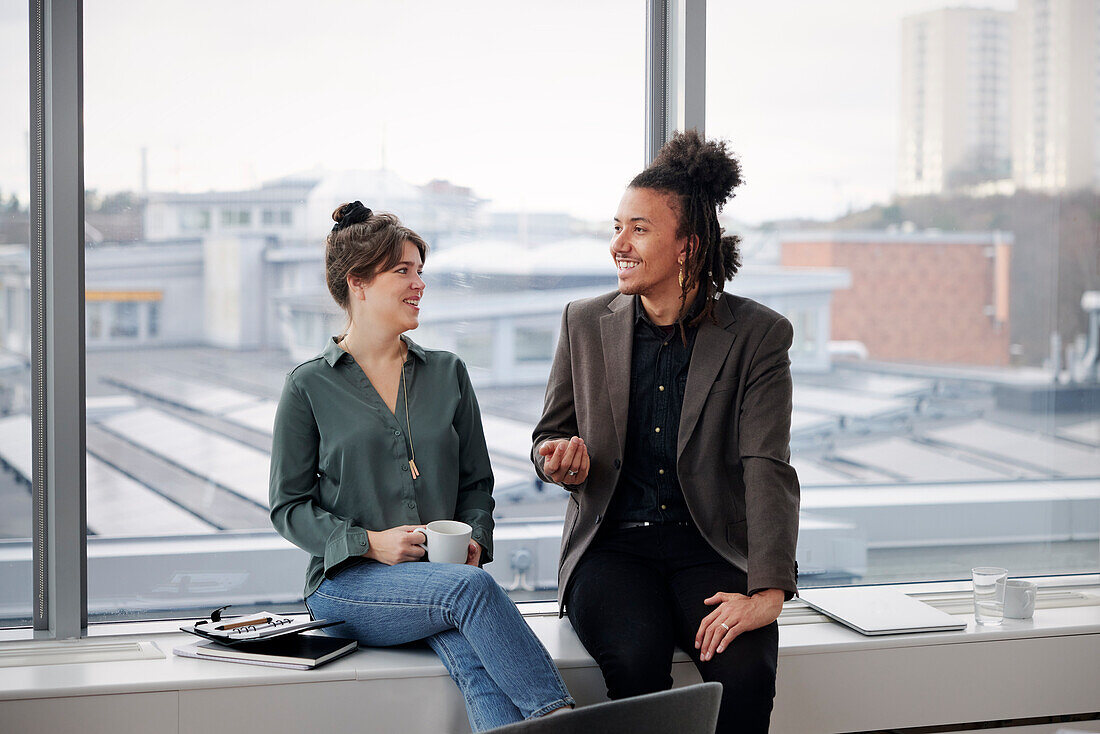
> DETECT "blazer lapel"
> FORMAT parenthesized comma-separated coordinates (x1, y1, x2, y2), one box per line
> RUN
(678, 297, 737, 459)
(600, 294, 635, 460)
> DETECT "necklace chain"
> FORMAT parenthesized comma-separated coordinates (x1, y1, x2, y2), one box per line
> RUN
(401, 356, 419, 480)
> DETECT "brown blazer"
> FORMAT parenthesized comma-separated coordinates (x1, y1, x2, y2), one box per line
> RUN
(532, 291, 800, 613)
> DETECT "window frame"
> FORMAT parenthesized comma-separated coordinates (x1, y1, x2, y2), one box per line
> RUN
(23, 0, 701, 639)
(24, 0, 1093, 640)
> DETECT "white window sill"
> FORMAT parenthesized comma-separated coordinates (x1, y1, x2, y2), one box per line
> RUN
(0, 575, 1096, 699)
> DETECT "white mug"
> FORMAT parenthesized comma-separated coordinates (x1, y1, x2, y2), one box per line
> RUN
(1002, 579, 1037, 619)
(411, 520, 472, 564)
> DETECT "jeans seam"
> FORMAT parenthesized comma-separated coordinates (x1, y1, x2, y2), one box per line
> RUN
(430, 632, 488, 730)
(312, 590, 449, 612)
(529, 698, 575, 719)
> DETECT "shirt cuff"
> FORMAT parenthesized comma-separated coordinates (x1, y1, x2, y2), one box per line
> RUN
(470, 525, 493, 565)
(323, 523, 370, 578)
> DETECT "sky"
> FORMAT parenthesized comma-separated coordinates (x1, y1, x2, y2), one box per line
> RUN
(0, 0, 1016, 225)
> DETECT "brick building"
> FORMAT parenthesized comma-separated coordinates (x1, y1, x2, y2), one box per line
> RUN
(781, 231, 1012, 366)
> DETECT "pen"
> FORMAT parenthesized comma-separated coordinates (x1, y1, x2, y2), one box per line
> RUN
(215, 616, 273, 631)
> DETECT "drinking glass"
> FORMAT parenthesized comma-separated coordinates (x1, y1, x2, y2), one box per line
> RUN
(972, 567, 1007, 625)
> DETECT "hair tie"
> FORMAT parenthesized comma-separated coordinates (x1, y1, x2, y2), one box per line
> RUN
(332, 201, 373, 232)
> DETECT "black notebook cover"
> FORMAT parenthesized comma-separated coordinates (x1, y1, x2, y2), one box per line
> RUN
(179, 633, 358, 668)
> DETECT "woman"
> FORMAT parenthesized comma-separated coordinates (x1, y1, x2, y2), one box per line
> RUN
(269, 201, 574, 731)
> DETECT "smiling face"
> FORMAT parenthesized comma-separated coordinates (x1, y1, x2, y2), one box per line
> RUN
(611, 187, 689, 302)
(347, 239, 425, 334)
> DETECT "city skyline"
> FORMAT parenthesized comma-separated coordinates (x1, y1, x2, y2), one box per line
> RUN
(0, 0, 1042, 227)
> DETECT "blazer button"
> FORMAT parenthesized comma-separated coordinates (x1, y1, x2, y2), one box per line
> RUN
(613, 459, 621, 469)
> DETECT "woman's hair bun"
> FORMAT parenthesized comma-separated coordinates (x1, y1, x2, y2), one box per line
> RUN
(648, 129, 742, 209)
(331, 201, 373, 231)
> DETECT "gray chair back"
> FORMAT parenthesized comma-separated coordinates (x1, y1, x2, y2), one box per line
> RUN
(485, 682, 722, 734)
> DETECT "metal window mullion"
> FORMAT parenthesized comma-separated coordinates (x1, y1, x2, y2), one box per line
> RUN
(645, 0, 671, 164)
(646, 0, 706, 164)
(679, 0, 706, 135)
(31, 0, 87, 639)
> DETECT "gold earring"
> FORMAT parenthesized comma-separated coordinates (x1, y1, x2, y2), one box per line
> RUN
(678, 262, 685, 289)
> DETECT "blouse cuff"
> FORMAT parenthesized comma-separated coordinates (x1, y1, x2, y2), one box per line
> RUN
(470, 524, 493, 565)
(323, 523, 370, 578)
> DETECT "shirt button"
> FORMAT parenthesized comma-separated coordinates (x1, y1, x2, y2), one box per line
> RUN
(658, 469, 665, 475)
(401, 464, 409, 472)
(654, 427, 661, 433)
(406, 500, 416, 509)
(660, 504, 667, 510)
(658, 385, 665, 391)
(394, 430, 402, 436)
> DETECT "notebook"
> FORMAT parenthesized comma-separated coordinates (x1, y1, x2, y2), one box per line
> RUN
(181, 613, 340, 646)
(173, 633, 358, 670)
(799, 586, 967, 635)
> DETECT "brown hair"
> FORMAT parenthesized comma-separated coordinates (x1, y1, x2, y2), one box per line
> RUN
(629, 129, 743, 331)
(325, 202, 429, 323)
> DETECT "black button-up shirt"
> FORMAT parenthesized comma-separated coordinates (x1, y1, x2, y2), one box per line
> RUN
(605, 296, 701, 525)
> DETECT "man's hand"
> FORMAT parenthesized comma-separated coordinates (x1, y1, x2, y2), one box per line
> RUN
(465, 540, 483, 567)
(538, 436, 590, 486)
(363, 526, 427, 565)
(695, 588, 785, 662)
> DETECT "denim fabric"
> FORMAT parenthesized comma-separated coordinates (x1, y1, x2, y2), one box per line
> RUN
(306, 561, 573, 732)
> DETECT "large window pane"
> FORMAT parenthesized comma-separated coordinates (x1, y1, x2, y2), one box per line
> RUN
(83, 0, 643, 620)
(0, 2, 33, 627)
(708, 0, 1099, 586)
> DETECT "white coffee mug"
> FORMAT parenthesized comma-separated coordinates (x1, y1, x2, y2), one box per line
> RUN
(1002, 579, 1037, 619)
(410, 520, 472, 564)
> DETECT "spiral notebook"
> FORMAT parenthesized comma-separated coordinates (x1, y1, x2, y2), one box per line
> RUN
(181, 611, 340, 645)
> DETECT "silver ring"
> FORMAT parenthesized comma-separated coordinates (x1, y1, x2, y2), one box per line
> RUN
(719, 622, 730, 631)
(566, 470, 578, 476)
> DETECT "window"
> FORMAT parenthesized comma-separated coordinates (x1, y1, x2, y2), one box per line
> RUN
(456, 331, 494, 371)
(708, 1, 1098, 587)
(180, 208, 211, 231)
(515, 326, 555, 363)
(110, 302, 140, 338)
(0, 1, 32, 628)
(147, 301, 159, 338)
(88, 302, 104, 340)
(14, 1, 1091, 636)
(75, 0, 643, 622)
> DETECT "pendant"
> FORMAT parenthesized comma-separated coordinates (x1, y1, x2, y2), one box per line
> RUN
(409, 459, 420, 480)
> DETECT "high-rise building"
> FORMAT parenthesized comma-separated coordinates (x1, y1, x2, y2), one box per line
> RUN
(1012, 0, 1100, 191)
(899, 8, 1012, 196)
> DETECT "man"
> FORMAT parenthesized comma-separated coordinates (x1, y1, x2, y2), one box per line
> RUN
(531, 130, 799, 733)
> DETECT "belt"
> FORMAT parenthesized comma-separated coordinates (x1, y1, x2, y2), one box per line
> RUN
(615, 520, 693, 529)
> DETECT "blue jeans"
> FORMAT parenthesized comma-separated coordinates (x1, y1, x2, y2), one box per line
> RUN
(307, 561, 574, 732)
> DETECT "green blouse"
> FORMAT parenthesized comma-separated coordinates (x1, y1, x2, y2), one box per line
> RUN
(269, 335, 496, 598)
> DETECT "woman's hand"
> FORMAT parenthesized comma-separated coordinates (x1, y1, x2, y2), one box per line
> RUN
(364, 525, 427, 565)
(465, 540, 483, 567)
(539, 436, 590, 486)
(695, 588, 784, 662)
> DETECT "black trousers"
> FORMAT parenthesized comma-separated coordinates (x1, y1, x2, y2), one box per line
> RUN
(566, 524, 779, 734)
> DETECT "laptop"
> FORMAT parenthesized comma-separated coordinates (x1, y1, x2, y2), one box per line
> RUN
(799, 586, 967, 635)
